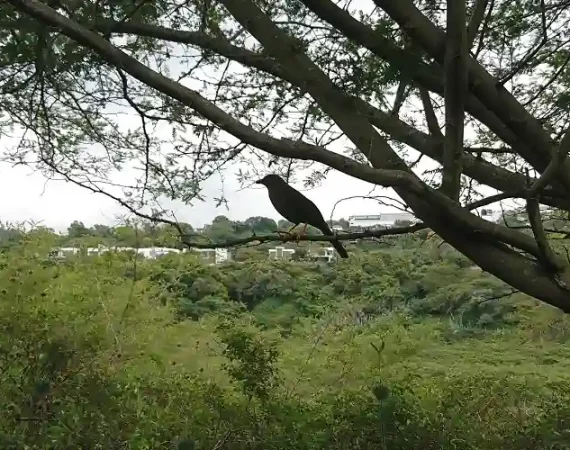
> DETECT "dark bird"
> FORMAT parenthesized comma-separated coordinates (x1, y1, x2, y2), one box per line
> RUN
(255, 174, 349, 258)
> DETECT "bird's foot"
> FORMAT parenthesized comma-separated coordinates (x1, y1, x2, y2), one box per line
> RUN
(294, 231, 306, 246)
(276, 229, 296, 240)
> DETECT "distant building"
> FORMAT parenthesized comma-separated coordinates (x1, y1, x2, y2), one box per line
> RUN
(48, 245, 233, 264)
(348, 213, 417, 229)
(268, 246, 295, 260)
(475, 208, 502, 223)
(309, 246, 337, 263)
(192, 248, 231, 264)
(50, 245, 182, 259)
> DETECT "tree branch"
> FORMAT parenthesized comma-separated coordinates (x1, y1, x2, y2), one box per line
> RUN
(373, 0, 570, 191)
(441, 0, 468, 200)
(528, 127, 570, 198)
(301, 0, 556, 180)
(84, 17, 567, 208)
(181, 223, 427, 249)
(418, 87, 443, 138)
(6, 0, 422, 193)
(524, 129, 570, 280)
(467, 0, 489, 49)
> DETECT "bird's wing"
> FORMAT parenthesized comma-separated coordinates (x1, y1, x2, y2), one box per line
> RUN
(281, 183, 326, 226)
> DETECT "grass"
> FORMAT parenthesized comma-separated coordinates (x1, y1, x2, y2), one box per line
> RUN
(2, 244, 570, 448)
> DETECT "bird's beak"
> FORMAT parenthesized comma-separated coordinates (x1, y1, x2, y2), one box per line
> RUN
(255, 179, 262, 184)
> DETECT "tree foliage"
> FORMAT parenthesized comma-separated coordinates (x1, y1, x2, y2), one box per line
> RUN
(3, 0, 570, 308)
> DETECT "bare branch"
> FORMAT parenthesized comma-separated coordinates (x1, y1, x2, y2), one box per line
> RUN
(528, 127, 570, 197)
(442, 0, 468, 201)
(390, 80, 409, 117)
(467, 0, 489, 49)
(181, 223, 427, 249)
(526, 197, 561, 272)
(418, 87, 443, 138)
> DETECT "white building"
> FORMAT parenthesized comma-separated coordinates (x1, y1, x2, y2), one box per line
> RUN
(310, 246, 337, 263)
(268, 246, 295, 260)
(192, 248, 231, 264)
(475, 208, 502, 223)
(348, 213, 417, 229)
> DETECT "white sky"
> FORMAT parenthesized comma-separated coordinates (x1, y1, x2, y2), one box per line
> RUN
(0, 158, 408, 232)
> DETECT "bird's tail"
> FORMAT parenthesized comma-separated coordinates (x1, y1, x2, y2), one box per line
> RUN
(318, 223, 349, 259)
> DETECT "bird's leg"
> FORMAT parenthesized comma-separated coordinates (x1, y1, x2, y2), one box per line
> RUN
(287, 224, 299, 234)
(276, 223, 299, 239)
(295, 223, 308, 245)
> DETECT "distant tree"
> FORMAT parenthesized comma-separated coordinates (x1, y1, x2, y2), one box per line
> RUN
(207, 216, 237, 241)
(244, 216, 278, 233)
(67, 221, 91, 239)
(90, 224, 114, 238)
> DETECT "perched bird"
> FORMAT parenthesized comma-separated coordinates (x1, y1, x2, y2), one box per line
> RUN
(255, 174, 349, 258)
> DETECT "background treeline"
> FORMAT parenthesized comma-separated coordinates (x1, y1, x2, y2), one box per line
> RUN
(1, 226, 570, 449)
(0, 215, 352, 249)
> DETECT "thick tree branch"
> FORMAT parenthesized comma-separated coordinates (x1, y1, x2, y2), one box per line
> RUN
(300, 0, 557, 181)
(373, 0, 570, 193)
(85, 18, 569, 208)
(442, 0, 468, 200)
(418, 88, 443, 138)
(467, 0, 489, 49)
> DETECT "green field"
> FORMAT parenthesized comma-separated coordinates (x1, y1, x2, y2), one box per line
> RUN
(1, 231, 570, 449)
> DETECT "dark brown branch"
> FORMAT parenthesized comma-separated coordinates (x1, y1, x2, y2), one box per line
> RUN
(524, 129, 570, 277)
(528, 127, 570, 197)
(442, 0, 468, 201)
(526, 197, 561, 272)
(391, 80, 409, 117)
(467, 0, 489, 49)
(181, 223, 427, 249)
(373, 0, 570, 190)
(418, 87, 443, 138)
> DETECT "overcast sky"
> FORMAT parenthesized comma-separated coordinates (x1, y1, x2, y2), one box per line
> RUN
(0, 157, 415, 232)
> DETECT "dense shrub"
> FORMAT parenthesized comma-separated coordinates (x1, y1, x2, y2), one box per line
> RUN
(1, 236, 568, 449)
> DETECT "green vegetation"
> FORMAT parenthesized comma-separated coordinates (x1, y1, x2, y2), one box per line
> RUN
(2, 225, 570, 449)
